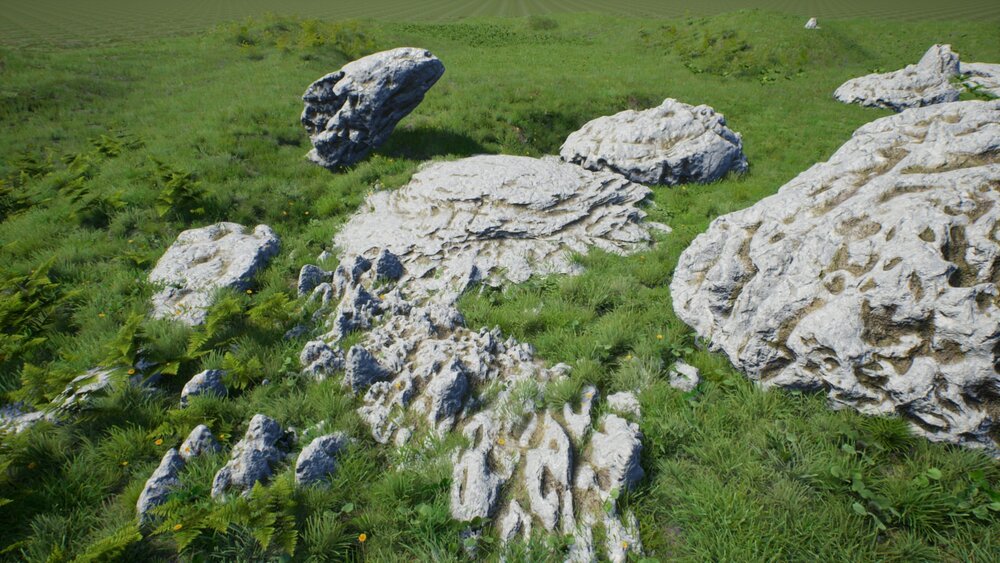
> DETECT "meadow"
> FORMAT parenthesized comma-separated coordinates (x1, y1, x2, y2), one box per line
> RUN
(0, 7, 999, 562)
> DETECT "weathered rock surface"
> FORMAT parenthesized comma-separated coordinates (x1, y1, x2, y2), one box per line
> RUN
(149, 223, 280, 325)
(590, 414, 645, 495)
(963, 62, 1000, 98)
(179, 424, 221, 461)
(524, 412, 575, 533)
(53, 368, 118, 411)
(834, 44, 961, 111)
(0, 402, 55, 434)
(211, 414, 291, 498)
(607, 391, 641, 419)
(671, 100, 1000, 451)
(804, 17, 818, 29)
(669, 360, 701, 392)
(344, 345, 391, 394)
(301, 47, 445, 169)
(180, 369, 227, 406)
(299, 340, 346, 379)
(295, 433, 349, 486)
(136, 448, 184, 524)
(298, 264, 330, 296)
(560, 98, 748, 185)
(334, 155, 664, 301)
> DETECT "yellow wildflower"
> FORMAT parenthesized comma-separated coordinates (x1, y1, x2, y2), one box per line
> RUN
(27, 462, 37, 470)
(173, 523, 183, 532)
(120, 460, 129, 466)
(622, 540, 629, 550)
(497, 437, 506, 446)
(98, 313, 106, 318)
(246, 289, 253, 294)
(128, 368, 136, 375)
(656, 334, 664, 340)
(358, 533, 367, 543)
(154, 438, 163, 446)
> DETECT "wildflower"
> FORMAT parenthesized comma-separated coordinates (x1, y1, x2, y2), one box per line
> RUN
(358, 533, 367, 543)
(622, 540, 629, 550)
(656, 334, 664, 340)
(98, 312, 106, 318)
(639, 256, 646, 261)
(394, 381, 403, 390)
(497, 437, 506, 446)
(154, 438, 163, 446)
(128, 368, 136, 375)
(120, 460, 129, 466)
(128, 239, 135, 244)
(282, 211, 288, 216)
(246, 289, 253, 294)
(173, 523, 183, 532)
(304, 211, 310, 216)
(625, 354, 632, 361)
(27, 462, 37, 470)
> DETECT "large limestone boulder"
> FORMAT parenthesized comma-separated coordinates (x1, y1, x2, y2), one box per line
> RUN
(671, 100, 1000, 452)
(334, 154, 665, 302)
(301, 47, 445, 169)
(834, 44, 961, 111)
(211, 414, 292, 498)
(560, 98, 748, 185)
(149, 223, 280, 325)
(962, 62, 1000, 98)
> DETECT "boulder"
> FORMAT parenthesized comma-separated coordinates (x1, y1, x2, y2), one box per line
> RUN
(804, 17, 818, 29)
(179, 369, 227, 407)
(343, 345, 391, 394)
(179, 424, 220, 461)
(334, 155, 664, 301)
(560, 98, 748, 186)
(590, 415, 645, 495)
(671, 100, 1000, 451)
(211, 414, 291, 498)
(301, 47, 445, 169)
(834, 44, 961, 111)
(668, 360, 701, 392)
(299, 340, 345, 379)
(298, 264, 330, 296)
(294, 433, 349, 486)
(149, 223, 280, 325)
(962, 62, 1000, 98)
(136, 448, 184, 524)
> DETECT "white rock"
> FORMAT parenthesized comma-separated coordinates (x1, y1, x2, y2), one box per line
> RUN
(962, 62, 1000, 98)
(450, 413, 512, 521)
(179, 424, 220, 461)
(604, 510, 643, 563)
(298, 264, 330, 296)
(180, 369, 227, 407)
(524, 413, 574, 533)
(671, 100, 1000, 451)
(499, 499, 531, 544)
(149, 223, 280, 325)
(301, 47, 445, 169)
(560, 98, 748, 185)
(804, 17, 818, 29)
(0, 402, 55, 434)
(136, 448, 184, 524)
(668, 360, 701, 392)
(211, 414, 290, 498)
(590, 415, 645, 496)
(606, 391, 641, 418)
(834, 44, 961, 111)
(299, 340, 345, 379)
(295, 433, 349, 486)
(333, 155, 659, 302)
(563, 385, 596, 441)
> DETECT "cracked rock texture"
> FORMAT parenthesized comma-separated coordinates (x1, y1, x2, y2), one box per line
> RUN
(211, 414, 292, 498)
(149, 223, 280, 325)
(671, 100, 1000, 452)
(301, 47, 445, 169)
(963, 62, 1000, 98)
(180, 369, 227, 406)
(834, 44, 961, 111)
(560, 98, 748, 185)
(136, 449, 184, 524)
(334, 154, 664, 302)
(180, 424, 220, 461)
(295, 433, 349, 486)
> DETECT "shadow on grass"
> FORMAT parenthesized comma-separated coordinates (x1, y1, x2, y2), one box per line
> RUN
(378, 126, 488, 160)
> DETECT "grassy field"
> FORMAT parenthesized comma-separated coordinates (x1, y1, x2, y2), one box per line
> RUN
(2, 0, 1000, 46)
(1, 8, 999, 562)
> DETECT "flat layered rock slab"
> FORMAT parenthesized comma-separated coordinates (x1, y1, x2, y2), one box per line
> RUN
(149, 223, 280, 325)
(560, 98, 748, 185)
(334, 154, 663, 301)
(834, 44, 961, 111)
(671, 100, 1000, 452)
(302, 47, 445, 169)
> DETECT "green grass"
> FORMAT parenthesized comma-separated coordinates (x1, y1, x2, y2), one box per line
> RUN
(0, 10, 999, 562)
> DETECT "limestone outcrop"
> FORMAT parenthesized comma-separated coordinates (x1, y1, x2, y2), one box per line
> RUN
(211, 414, 292, 498)
(834, 44, 961, 111)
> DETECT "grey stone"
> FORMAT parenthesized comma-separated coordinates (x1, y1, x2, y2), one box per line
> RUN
(54, 368, 118, 411)
(334, 155, 661, 302)
(606, 391, 641, 418)
(149, 223, 280, 325)
(524, 413, 574, 533)
(671, 100, 1000, 452)
(329, 285, 382, 340)
(374, 248, 405, 281)
(804, 17, 818, 29)
(499, 500, 531, 544)
(668, 360, 701, 392)
(0, 402, 55, 434)
(834, 44, 961, 111)
(299, 340, 345, 379)
(179, 424, 220, 461)
(298, 264, 330, 296)
(590, 415, 645, 496)
(604, 510, 643, 563)
(180, 369, 227, 407)
(563, 385, 596, 441)
(294, 433, 349, 486)
(136, 448, 184, 524)
(560, 98, 748, 185)
(301, 47, 445, 169)
(450, 413, 513, 521)
(425, 360, 470, 433)
(211, 414, 290, 498)
(344, 345, 391, 394)
(962, 62, 1000, 98)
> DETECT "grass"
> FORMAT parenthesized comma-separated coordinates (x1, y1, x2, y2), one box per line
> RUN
(0, 9, 999, 562)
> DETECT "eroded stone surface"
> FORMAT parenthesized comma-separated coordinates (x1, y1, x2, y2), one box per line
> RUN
(136, 448, 184, 524)
(606, 391, 641, 419)
(671, 100, 1000, 451)
(180, 369, 227, 407)
(180, 424, 220, 461)
(149, 223, 280, 325)
(669, 360, 701, 392)
(211, 414, 291, 498)
(0, 402, 55, 434)
(834, 44, 961, 111)
(590, 414, 645, 496)
(560, 98, 748, 185)
(301, 47, 445, 169)
(295, 433, 349, 486)
(804, 17, 818, 29)
(963, 62, 1000, 98)
(333, 155, 663, 302)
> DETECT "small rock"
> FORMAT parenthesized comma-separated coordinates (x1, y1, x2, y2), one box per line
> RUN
(0, 402, 56, 434)
(499, 500, 532, 543)
(329, 285, 383, 340)
(179, 424, 220, 461)
(179, 369, 227, 407)
(136, 448, 185, 524)
(804, 17, 818, 29)
(962, 62, 1000, 98)
(563, 385, 596, 441)
(425, 360, 470, 433)
(295, 433, 349, 486)
(524, 413, 574, 532)
(374, 249, 405, 281)
(300, 340, 345, 379)
(211, 414, 291, 498)
(54, 368, 118, 411)
(606, 391, 641, 418)
(302, 47, 446, 169)
(590, 414, 645, 496)
(344, 345, 391, 394)
(450, 413, 512, 521)
(668, 360, 700, 392)
(298, 264, 330, 296)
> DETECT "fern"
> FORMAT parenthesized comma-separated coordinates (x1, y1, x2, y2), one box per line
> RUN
(72, 522, 142, 562)
(149, 157, 207, 219)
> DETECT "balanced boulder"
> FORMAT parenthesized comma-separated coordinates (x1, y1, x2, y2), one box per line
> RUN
(671, 100, 1000, 451)
(559, 98, 748, 185)
(301, 47, 445, 169)
(834, 44, 961, 111)
(149, 223, 280, 325)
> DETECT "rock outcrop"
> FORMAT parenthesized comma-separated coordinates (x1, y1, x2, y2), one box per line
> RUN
(211, 414, 292, 498)
(560, 98, 748, 186)
(294, 433, 349, 486)
(333, 155, 665, 302)
(180, 369, 227, 407)
(834, 44, 961, 111)
(136, 449, 184, 524)
(149, 223, 280, 325)
(671, 100, 1000, 451)
(179, 424, 221, 461)
(963, 62, 1000, 98)
(301, 47, 445, 169)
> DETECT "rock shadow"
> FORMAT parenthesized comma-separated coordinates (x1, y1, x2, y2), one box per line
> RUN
(378, 126, 487, 160)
